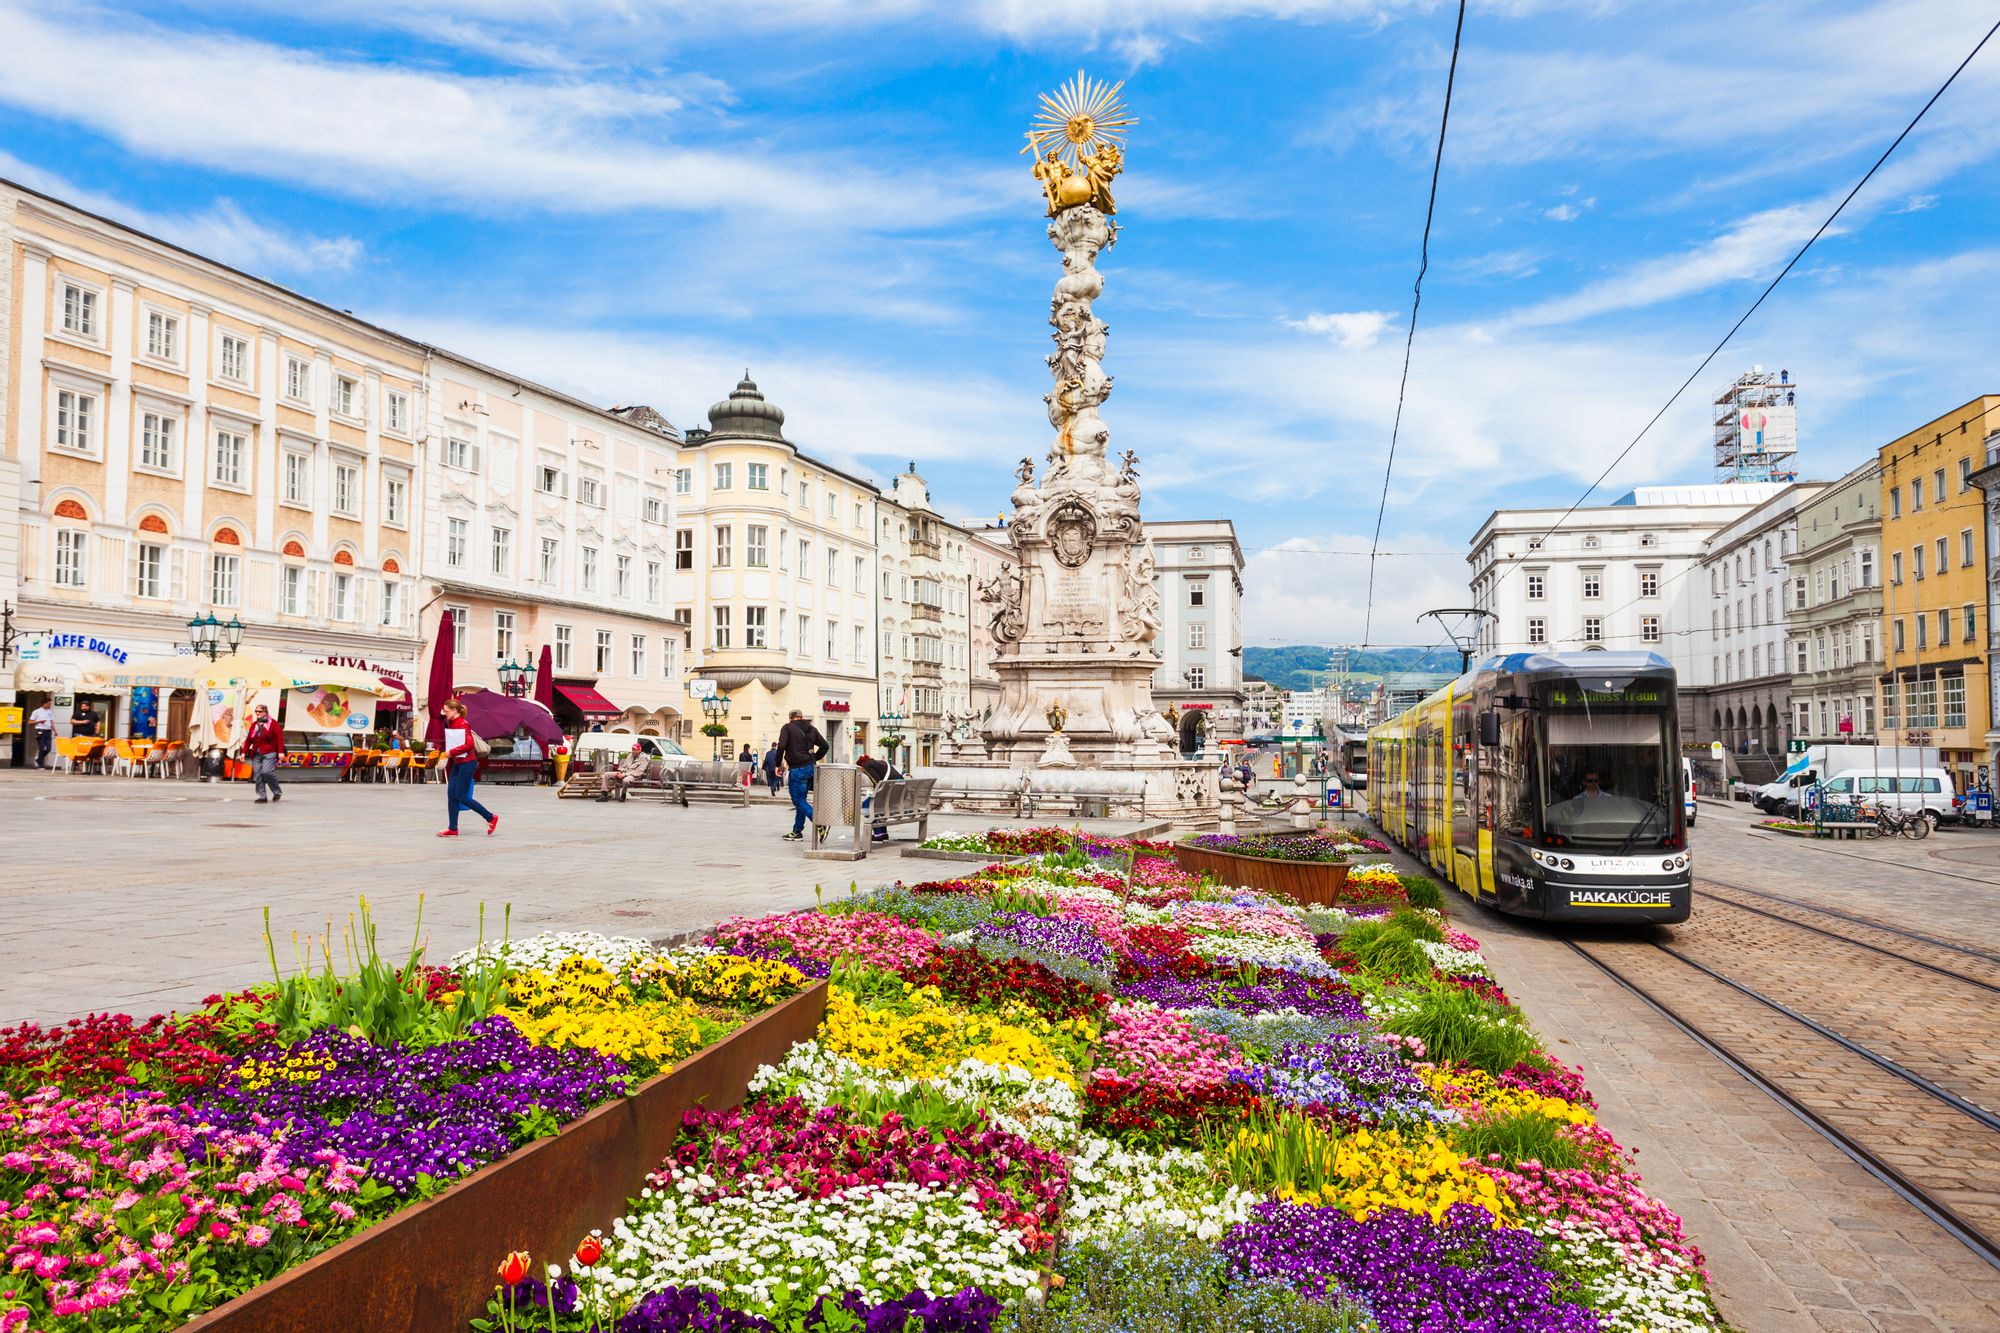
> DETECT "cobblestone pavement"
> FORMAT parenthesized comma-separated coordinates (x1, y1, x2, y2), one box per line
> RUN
(1341, 799, 2000, 1332)
(0, 770, 1135, 1023)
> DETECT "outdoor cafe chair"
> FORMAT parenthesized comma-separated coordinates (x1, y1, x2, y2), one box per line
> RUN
(50, 737, 77, 774)
(145, 741, 180, 779)
(110, 740, 141, 778)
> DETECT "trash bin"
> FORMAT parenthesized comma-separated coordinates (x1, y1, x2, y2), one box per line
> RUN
(199, 747, 226, 782)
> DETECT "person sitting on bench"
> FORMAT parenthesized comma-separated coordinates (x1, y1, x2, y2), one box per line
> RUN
(596, 742, 652, 802)
(856, 752, 904, 843)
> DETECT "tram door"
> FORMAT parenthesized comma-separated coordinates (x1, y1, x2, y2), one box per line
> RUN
(1450, 694, 1479, 895)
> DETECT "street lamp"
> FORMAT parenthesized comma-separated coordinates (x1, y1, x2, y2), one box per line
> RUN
(498, 656, 535, 699)
(700, 691, 732, 760)
(186, 612, 243, 661)
(879, 701, 907, 767)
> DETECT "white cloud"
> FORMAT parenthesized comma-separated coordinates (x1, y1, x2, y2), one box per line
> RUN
(0, 150, 360, 276)
(1283, 309, 1398, 349)
(1510, 201, 1830, 328)
(1894, 193, 1939, 213)
(1544, 203, 1579, 222)
(0, 4, 1000, 227)
(1243, 531, 1469, 648)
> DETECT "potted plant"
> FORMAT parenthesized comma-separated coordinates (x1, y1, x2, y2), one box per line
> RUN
(1173, 831, 1354, 907)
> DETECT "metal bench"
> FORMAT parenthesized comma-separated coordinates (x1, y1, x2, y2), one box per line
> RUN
(558, 759, 748, 805)
(868, 777, 937, 843)
(912, 766, 1032, 815)
(1022, 770, 1150, 819)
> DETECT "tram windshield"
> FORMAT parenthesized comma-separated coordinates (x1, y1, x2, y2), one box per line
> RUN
(1539, 712, 1674, 849)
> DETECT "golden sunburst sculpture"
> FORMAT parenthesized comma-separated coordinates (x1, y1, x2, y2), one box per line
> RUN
(1023, 71, 1137, 216)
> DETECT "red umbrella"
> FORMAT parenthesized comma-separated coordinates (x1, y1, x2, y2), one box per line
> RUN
(425, 606, 456, 745)
(534, 642, 555, 712)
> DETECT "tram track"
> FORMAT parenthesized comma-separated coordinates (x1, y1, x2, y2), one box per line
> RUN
(1566, 936, 2000, 1272)
(1695, 871, 2000, 966)
(1740, 827, 2000, 890)
(1692, 878, 2000, 996)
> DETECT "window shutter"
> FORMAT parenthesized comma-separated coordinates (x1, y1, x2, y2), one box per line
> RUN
(559, 472, 570, 498)
(468, 445, 482, 474)
(307, 569, 323, 618)
(126, 540, 139, 598)
(169, 550, 189, 603)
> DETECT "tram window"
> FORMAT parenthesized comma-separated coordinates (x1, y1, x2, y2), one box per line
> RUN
(1541, 713, 1671, 848)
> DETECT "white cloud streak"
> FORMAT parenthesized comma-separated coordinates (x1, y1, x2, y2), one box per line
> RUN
(0, 4, 1001, 226)
(0, 150, 361, 276)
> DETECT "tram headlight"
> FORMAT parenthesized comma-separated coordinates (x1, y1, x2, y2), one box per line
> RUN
(1662, 858, 1675, 871)
(1560, 858, 1574, 871)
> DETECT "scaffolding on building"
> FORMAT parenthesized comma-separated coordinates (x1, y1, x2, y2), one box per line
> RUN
(1714, 366, 1800, 483)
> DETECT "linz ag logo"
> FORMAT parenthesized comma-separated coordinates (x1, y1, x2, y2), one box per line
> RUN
(1569, 889, 1674, 908)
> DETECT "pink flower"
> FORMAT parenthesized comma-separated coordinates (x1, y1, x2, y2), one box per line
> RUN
(243, 1225, 272, 1248)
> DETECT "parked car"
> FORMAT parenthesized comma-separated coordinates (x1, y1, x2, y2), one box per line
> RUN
(567, 732, 702, 772)
(1682, 757, 1698, 826)
(1791, 767, 1957, 828)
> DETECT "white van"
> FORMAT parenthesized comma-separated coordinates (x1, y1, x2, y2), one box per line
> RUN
(1682, 757, 1698, 826)
(567, 732, 701, 772)
(1804, 767, 1957, 828)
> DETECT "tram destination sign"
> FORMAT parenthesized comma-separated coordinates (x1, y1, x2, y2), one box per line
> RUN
(1547, 683, 1663, 708)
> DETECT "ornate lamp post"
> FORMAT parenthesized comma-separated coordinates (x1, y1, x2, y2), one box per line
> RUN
(497, 656, 534, 699)
(186, 612, 244, 662)
(879, 702, 908, 768)
(700, 691, 732, 761)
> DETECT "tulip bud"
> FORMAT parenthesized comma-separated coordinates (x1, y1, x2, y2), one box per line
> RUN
(573, 1236, 604, 1268)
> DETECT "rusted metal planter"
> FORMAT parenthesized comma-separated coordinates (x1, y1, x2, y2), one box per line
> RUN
(1174, 842, 1352, 907)
(180, 980, 828, 1333)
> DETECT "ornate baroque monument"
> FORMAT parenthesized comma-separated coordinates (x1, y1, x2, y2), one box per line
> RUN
(964, 74, 1217, 816)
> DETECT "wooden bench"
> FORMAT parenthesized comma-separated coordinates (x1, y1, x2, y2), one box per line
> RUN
(867, 777, 936, 842)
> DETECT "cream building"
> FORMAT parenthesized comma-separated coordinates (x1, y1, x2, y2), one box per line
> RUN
(628, 376, 881, 763)
(420, 353, 686, 738)
(878, 466, 972, 767)
(2, 180, 427, 756)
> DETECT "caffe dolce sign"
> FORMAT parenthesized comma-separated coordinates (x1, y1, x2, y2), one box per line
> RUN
(19, 632, 136, 665)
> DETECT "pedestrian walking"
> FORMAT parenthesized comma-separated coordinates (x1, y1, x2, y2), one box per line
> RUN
(239, 703, 286, 804)
(761, 742, 783, 795)
(437, 698, 498, 838)
(775, 708, 829, 841)
(738, 742, 756, 788)
(29, 702, 53, 769)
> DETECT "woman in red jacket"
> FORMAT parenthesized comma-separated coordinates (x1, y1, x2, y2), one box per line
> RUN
(437, 698, 498, 838)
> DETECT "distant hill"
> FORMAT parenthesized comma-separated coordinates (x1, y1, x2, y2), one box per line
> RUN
(1244, 645, 1461, 693)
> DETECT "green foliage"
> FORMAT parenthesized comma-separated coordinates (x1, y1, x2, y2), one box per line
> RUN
(261, 898, 510, 1047)
(1004, 1226, 1374, 1333)
(1383, 983, 1541, 1074)
(1450, 1111, 1589, 1172)
(1399, 874, 1445, 910)
(1387, 907, 1445, 943)
(1245, 644, 1460, 693)
(1337, 922, 1431, 978)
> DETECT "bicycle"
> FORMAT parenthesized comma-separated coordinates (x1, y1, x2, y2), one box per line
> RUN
(1858, 803, 1930, 840)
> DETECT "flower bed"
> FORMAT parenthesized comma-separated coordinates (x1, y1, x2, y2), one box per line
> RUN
(1754, 819, 1817, 836)
(475, 829, 1727, 1333)
(0, 909, 815, 1333)
(1173, 835, 1362, 908)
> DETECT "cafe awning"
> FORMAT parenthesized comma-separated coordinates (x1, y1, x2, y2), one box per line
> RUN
(554, 683, 621, 717)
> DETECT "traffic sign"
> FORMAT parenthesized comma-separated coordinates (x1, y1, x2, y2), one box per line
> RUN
(1787, 739, 1808, 753)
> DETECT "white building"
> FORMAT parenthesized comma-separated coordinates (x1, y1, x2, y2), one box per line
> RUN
(1149, 518, 1246, 749)
(1468, 487, 1792, 703)
(421, 352, 687, 737)
(1682, 483, 1825, 755)
(965, 523, 1012, 724)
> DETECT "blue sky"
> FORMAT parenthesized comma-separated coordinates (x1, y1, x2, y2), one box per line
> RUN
(4, 1, 1998, 651)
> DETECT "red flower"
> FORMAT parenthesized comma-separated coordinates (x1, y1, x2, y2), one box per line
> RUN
(498, 1251, 532, 1285)
(573, 1236, 604, 1268)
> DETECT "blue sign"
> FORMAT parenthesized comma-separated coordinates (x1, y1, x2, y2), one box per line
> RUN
(41, 633, 131, 664)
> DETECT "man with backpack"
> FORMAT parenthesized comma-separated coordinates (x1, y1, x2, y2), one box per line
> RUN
(776, 709, 830, 841)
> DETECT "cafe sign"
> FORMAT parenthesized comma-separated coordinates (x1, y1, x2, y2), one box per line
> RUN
(21, 632, 133, 664)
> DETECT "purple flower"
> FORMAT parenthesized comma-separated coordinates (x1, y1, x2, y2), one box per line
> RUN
(1221, 1201, 1601, 1333)
(193, 1017, 626, 1193)
(615, 1286, 776, 1331)
(1229, 1032, 1444, 1122)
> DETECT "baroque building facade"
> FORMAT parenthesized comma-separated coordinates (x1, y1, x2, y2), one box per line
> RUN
(1788, 463, 1883, 745)
(877, 466, 972, 768)
(2, 180, 428, 754)
(632, 376, 881, 763)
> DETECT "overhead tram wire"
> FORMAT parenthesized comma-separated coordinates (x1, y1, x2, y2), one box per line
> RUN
(1484, 14, 2000, 604)
(1360, 0, 1467, 650)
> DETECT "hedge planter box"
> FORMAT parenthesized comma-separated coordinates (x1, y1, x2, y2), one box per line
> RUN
(180, 980, 828, 1333)
(1173, 843, 1352, 907)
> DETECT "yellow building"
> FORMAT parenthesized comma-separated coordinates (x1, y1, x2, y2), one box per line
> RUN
(624, 376, 882, 762)
(1877, 395, 1997, 787)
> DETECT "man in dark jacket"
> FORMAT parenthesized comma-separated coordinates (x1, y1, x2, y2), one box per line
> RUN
(776, 709, 830, 841)
(761, 742, 783, 795)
